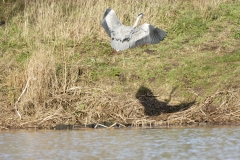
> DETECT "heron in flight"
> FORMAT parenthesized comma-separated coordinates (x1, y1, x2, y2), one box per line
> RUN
(101, 8, 167, 66)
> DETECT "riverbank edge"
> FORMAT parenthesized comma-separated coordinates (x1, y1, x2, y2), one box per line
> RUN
(2, 122, 240, 131)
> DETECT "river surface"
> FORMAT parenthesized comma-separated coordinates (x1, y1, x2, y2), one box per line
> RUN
(0, 126, 240, 160)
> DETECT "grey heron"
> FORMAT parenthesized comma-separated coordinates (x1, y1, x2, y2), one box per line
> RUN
(101, 8, 167, 66)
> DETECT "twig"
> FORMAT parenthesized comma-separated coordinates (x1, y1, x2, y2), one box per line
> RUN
(91, 120, 108, 129)
(38, 108, 62, 125)
(38, 116, 59, 125)
(218, 100, 227, 109)
(14, 77, 36, 120)
(117, 122, 126, 127)
(94, 123, 108, 129)
(21, 119, 42, 125)
(114, 113, 126, 122)
(200, 108, 206, 116)
(225, 110, 240, 116)
(0, 126, 9, 130)
(108, 123, 117, 128)
(108, 122, 126, 128)
(187, 88, 199, 97)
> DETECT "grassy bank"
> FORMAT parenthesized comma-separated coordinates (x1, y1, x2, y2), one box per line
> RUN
(0, 0, 240, 129)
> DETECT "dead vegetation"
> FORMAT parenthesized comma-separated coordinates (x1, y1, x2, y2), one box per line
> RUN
(167, 90, 240, 125)
(2, 82, 240, 129)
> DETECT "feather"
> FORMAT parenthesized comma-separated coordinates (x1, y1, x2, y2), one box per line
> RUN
(101, 8, 167, 51)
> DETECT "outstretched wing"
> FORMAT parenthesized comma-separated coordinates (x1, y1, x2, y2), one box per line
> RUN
(129, 24, 167, 48)
(101, 8, 123, 37)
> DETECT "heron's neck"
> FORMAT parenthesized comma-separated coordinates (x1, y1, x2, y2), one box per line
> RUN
(133, 15, 142, 28)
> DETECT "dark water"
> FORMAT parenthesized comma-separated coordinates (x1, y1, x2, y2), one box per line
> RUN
(0, 126, 240, 160)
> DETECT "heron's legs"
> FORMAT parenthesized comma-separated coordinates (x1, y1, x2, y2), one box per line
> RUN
(121, 51, 125, 67)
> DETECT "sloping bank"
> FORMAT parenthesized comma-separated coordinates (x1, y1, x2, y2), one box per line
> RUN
(0, 0, 240, 130)
(1, 86, 240, 130)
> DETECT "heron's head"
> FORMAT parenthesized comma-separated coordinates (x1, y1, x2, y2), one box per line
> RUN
(138, 13, 144, 17)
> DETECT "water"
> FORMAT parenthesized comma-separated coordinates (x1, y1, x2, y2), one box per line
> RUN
(0, 126, 240, 160)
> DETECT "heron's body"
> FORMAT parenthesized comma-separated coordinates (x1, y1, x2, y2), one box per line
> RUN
(101, 8, 167, 51)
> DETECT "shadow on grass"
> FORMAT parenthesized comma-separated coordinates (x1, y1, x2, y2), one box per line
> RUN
(135, 86, 195, 116)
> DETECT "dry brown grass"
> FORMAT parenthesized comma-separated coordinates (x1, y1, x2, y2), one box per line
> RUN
(166, 89, 240, 125)
(21, 0, 230, 42)
(1, 0, 239, 129)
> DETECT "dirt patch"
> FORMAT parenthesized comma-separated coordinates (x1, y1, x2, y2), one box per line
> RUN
(144, 49, 157, 55)
(200, 43, 219, 52)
